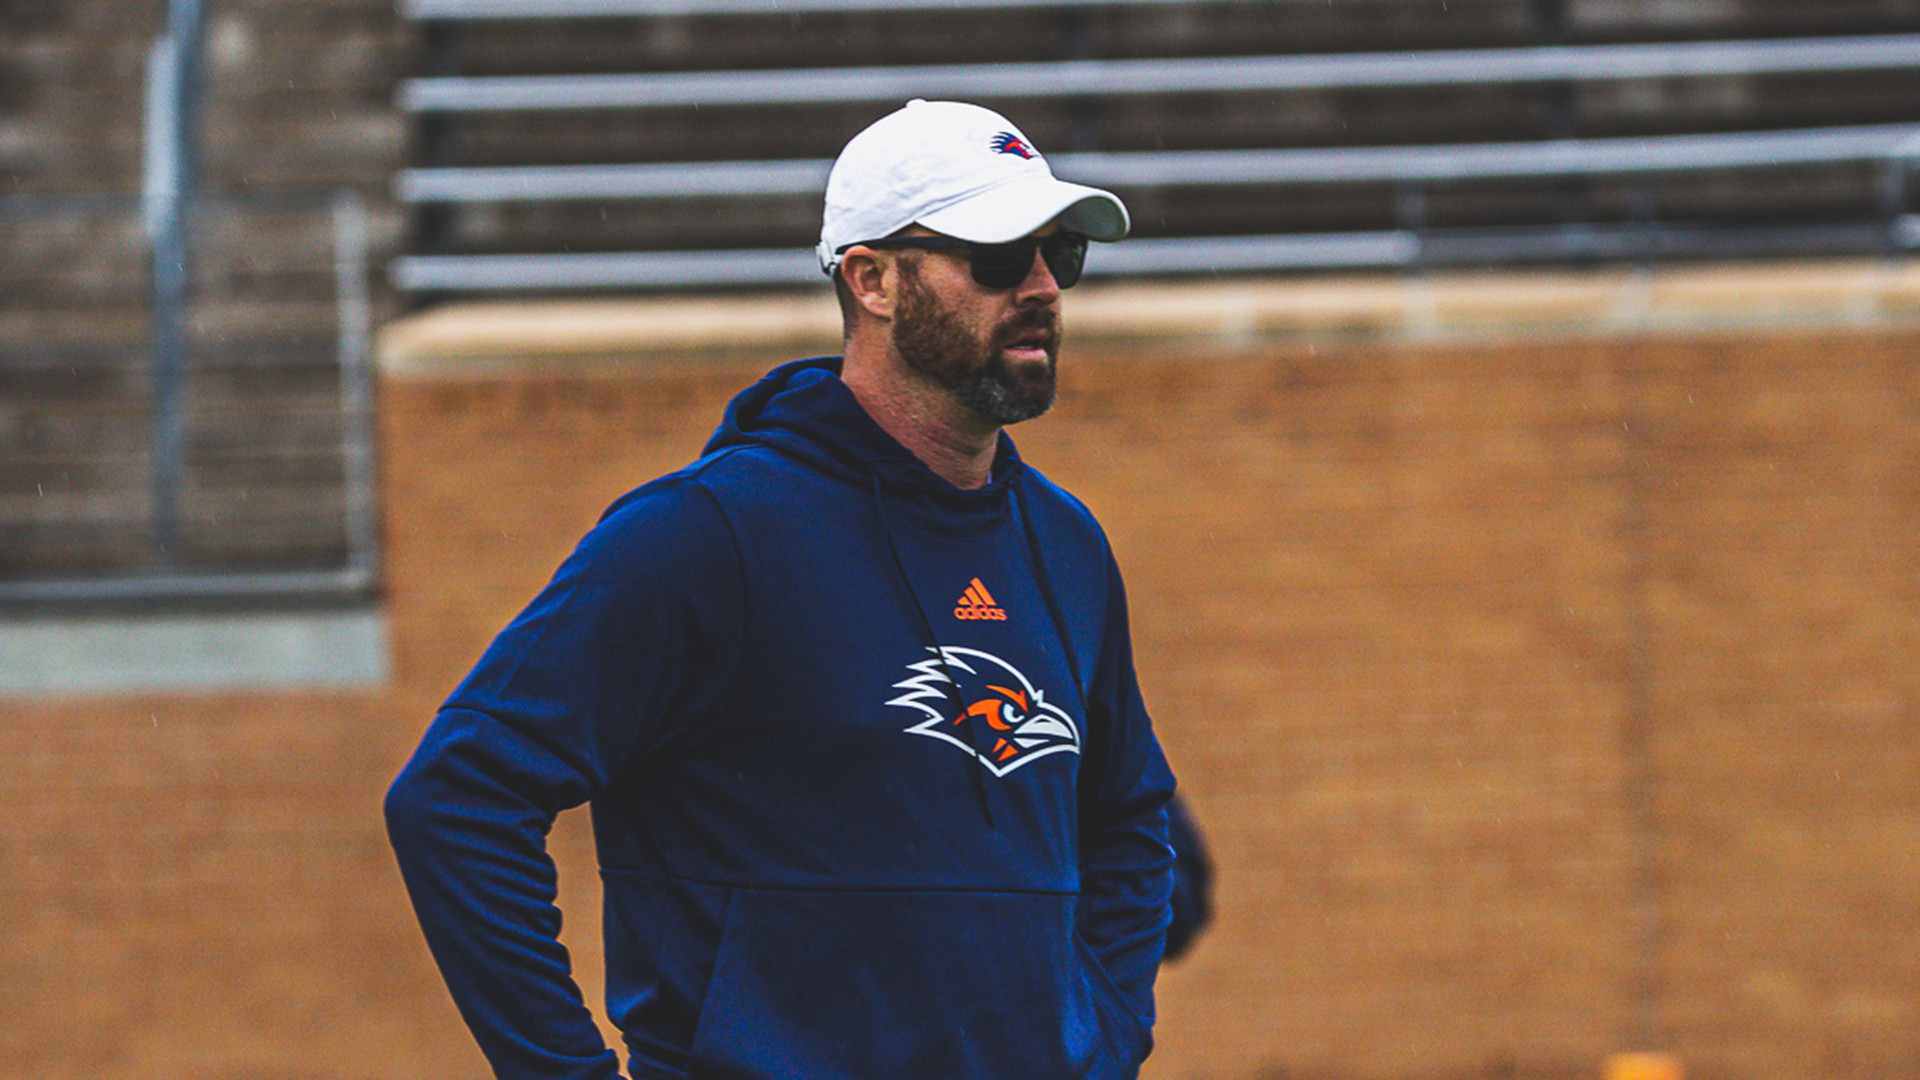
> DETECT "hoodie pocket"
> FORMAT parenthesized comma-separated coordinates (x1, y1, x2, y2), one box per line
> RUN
(1073, 930, 1149, 1080)
(686, 887, 1115, 1080)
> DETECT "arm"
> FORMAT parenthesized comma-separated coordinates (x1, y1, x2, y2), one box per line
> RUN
(385, 480, 742, 1080)
(385, 709, 619, 1080)
(1077, 556, 1178, 1063)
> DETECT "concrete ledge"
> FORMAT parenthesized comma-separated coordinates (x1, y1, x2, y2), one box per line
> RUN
(378, 259, 1920, 376)
(0, 608, 389, 696)
(379, 291, 842, 376)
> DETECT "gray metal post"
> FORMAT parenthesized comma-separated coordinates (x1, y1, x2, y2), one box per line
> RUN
(145, 0, 207, 565)
(333, 189, 381, 590)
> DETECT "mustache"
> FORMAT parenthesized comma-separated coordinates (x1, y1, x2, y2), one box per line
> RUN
(992, 306, 1061, 348)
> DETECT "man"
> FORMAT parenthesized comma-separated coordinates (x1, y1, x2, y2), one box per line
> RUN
(386, 98, 1177, 1080)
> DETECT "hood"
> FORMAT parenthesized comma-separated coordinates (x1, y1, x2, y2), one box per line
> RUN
(704, 357, 1027, 505)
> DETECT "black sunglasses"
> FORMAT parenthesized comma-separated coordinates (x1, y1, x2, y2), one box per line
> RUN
(839, 232, 1090, 290)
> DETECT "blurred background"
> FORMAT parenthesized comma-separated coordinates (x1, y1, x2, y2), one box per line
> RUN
(3, 1, 1918, 1078)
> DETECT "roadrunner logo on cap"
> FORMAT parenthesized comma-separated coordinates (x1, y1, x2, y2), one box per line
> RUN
(888, 647, 1081, 777)
(990, 132, 1037, 160)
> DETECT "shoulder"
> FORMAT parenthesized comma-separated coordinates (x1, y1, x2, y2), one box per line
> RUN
(597, 444, 780, 524)
(637, 443, 834, 514)
(573, 460, 745, 581)
(587, 442, 839, 564)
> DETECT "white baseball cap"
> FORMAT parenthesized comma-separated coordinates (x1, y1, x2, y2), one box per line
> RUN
(816, 99, 1130, 275)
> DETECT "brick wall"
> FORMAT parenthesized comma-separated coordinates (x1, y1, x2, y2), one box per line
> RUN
(3, 328, 1917, 1080)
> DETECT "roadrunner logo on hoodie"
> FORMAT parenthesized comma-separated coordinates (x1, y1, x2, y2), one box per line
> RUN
(888, 647, 1081, 776)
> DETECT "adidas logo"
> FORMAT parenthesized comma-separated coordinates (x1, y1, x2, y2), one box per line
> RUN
(953, 577, 1008, 621)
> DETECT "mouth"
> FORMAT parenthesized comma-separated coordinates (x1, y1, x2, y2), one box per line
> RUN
(996, 319, 1058, 364)
(1001, 335, 1051, 363)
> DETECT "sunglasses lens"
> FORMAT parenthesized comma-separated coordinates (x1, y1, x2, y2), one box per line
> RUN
(967, 234, 1088, 290)
(968, 241, 1035, 289)
(1044, 234, 1087, 289)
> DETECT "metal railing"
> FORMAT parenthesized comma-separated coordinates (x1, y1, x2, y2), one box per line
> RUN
(398, 34, 1920, 113)
(0, 189, 382, 607)
(404, 0, 1271, 18)
(0, 0, 386, 607)
(391, 123, 1920, 292)
(397, 120, 1920, 202)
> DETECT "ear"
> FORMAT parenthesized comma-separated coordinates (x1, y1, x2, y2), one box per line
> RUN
(839, 247, 897, 322)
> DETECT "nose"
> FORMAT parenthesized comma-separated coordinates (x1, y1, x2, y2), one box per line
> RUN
(1014, 245, 1062, 304)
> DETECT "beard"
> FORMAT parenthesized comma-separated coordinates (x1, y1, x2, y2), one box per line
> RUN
(891, 258, 1060, 426)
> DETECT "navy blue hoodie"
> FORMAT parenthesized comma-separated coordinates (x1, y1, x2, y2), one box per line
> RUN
(386, 357, 1177, 1080)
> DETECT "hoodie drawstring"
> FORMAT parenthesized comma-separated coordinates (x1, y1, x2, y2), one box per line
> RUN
(873, 472, 998, 828)
(1013, 481, 1088, 724)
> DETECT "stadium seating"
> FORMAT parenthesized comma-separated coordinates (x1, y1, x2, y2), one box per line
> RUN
(393, 0, 1920, 294)
(0, 6, 389, 599)
(8, 0, 1920, 596)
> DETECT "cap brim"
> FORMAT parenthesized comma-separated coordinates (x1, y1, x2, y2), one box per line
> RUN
(916, 174, 1130, 244)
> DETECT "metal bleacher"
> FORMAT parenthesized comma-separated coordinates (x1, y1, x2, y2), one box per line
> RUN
(392, 0, 1920, 296)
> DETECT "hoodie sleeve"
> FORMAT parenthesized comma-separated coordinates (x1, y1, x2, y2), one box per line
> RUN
(384, 478, 743, 1080)
(1077, 552, 1178, 1068)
